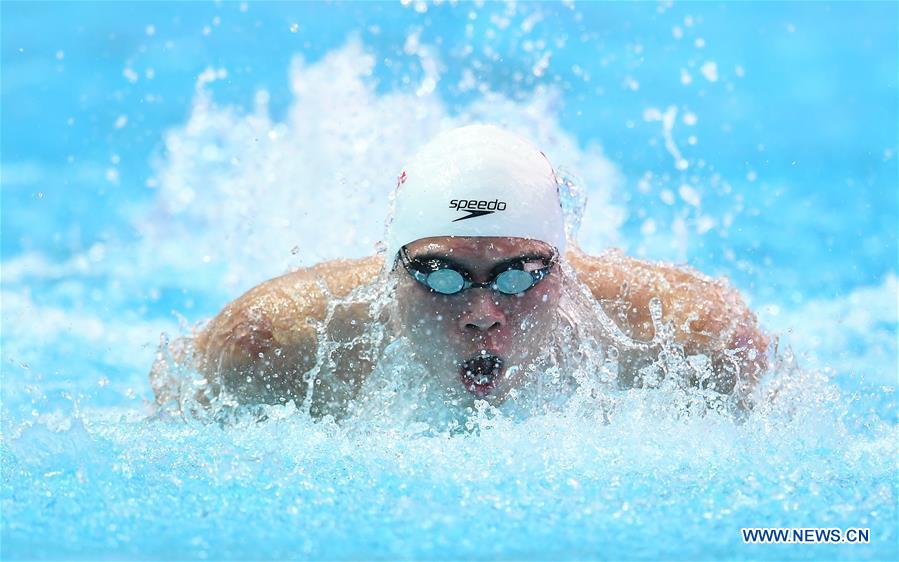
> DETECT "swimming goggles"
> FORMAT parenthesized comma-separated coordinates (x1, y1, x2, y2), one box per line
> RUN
(398, 246, 558, 296)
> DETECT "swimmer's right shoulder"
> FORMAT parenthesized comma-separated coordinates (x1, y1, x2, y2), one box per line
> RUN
(244, 254, 383, 295)
(193, 255, 383, 403)
(200, 254, 383, 347)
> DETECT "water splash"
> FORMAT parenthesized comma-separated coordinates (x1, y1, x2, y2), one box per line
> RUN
(140, 39, 624, 292)
(555, 166, 589, 245)
(153, 251, 767, 432)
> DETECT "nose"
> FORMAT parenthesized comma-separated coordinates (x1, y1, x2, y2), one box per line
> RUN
(458, 289, 505, 332)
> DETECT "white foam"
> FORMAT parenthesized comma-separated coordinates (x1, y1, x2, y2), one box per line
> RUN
(757, 273, 898, 384)
(1, 288, 178, 386)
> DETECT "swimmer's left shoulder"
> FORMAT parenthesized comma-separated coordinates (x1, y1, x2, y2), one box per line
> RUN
(565, 247, 766, 348)
(568, 247, 770, 389)
(567, 247, 726, 289)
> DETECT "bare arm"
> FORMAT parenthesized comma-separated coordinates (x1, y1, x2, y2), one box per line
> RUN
(151, 256, 383, 410)
(567, 248, 769, 395)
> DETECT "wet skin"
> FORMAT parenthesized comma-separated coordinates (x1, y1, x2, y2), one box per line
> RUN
(392, 237, 562, 404)
(152, 237, 769, 414)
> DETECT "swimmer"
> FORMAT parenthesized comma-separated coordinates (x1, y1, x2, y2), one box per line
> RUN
(151, 125, 768, 416)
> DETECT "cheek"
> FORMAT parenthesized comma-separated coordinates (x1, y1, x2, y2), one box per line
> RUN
(395, 284, 458, 340)
(507, 283, 560, 323)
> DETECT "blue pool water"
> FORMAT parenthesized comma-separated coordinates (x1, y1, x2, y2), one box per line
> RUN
(2, 2, 896, 560)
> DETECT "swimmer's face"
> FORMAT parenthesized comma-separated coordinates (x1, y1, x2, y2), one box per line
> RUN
(392, 236, 562, 404)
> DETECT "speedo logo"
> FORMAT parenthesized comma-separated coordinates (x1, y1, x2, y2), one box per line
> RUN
(449, 199, 508, 222)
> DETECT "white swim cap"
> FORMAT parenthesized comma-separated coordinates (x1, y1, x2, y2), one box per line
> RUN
(385, 124, 566, 262)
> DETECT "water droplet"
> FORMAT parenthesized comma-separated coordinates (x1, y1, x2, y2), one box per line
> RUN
(700, 61, 718, 82)
(122, 67, 139, 83)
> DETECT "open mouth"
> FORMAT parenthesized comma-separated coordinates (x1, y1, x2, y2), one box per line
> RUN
(459, 354, 504, 397)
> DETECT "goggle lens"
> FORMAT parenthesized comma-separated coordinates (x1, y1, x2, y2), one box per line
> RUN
(427, 268, 467, 294)
(494, 269, 536, 295)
